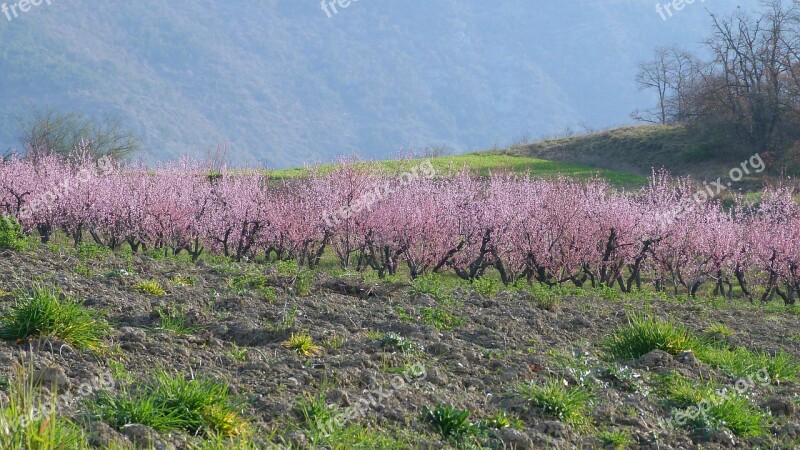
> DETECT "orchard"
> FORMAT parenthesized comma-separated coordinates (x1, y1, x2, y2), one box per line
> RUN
(1, 153, 798, 304)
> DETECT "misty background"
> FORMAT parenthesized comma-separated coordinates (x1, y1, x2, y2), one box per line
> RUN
(0, 0, 755, 167)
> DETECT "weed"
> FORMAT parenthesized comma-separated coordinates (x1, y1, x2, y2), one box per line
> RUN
(600, 364, 648, 394)
(597, 429, 634, 449)
(704, 323, 734, 336)
(420, 307, 465, 331)
(480, 410, 522, 430)
(274, 260, 315, 296)
(379, 332, 423, 354)
(527, 284, 562, 311)
(515, 378, 592, 427)
(156, 305, 197, 335)
(266, 305, 298, 333)
(228, 273, 268, 295)
(395, 306, 414, 322)
(91, 371, 248, 437)
(229, 344, 249, 362)
(0, 364, 90, 449)
(74, 264, 93, 277)
(283, 333, 322, 357)
(605, 313, 705, 360)
(597, 284, 620, 302)
(0, 216, 27, 251)
(76, 243, 109, 260)
(0, 285, 109, 351)
(103, 268, 133, 279)
(323, 334, 345, 349)
(136, 280, 166, 296)
(259, 286, 277, 303)
(422, 404, 482, 444)
(171, 275, 197, 287)
(409, 273, 456, 304)
(471, 277, 501, 298)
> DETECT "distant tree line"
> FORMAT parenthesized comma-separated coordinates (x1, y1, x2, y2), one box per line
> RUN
(633, 1, 800, 156)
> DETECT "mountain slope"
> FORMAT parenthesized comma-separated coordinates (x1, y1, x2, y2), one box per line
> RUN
(0, 0, 752, 167)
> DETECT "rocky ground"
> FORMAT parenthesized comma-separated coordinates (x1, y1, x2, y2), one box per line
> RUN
(0, 245, 799, 449)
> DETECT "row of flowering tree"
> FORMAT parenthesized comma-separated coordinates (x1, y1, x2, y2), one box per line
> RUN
(0, 153, 797, 304)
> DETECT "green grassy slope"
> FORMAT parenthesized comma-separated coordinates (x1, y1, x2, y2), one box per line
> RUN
(267, 153, 647, 188)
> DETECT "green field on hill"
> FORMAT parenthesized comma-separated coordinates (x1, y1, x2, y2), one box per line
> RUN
(267, 153, 648, 188)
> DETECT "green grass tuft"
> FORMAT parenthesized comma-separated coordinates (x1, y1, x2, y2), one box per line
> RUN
(597, 429, 634, 449)
(420, 307, 465, 331)
(605, 313, 705, 360)
(471, 277, 501, 298)
(0, 286, 109, 351)
(515, 378, 592, 427)
(0, 364, 90, 449)
(282, 333, 322, 357)
(136, 280, 166, 296)
(696, 346, 800, 383)
(655, 372, 767, 438)
(422, 404, 482, 444)
(91, 371, 248, 437)
(156, 305, 198, 335)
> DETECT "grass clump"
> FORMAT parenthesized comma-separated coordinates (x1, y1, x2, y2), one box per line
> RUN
(420, 307, 465, 331)
(408, 273, 456, 303)
(422, 404, 483, 444)
(76, 243, 109, 260)
(91, 371, 248, 437)
(171, 275, 197, 287)
(265, 305, 298, 334)
(0, 216, 27, 251)
(293, 393, 414, 448)
(274, 260, 315, 296)
(156, 305, 197, 335)
(283, 333, 322, 357)
(0, 286, 109, 351)
(136, 280, 166, 296)
(471, 277, 501, 298)
(655, 372, 767, 438)
(596, 429, 634, 449)
(525, 283, 562, 311)
(229, 344, 249, 362)
(704, 323, 734, 336)
(605, 313, 705, 360)
(515, 378, 592, 427)
(0, 364, 90, 449)
(323, 333, 345, 349)
(697, 346, 800, 383)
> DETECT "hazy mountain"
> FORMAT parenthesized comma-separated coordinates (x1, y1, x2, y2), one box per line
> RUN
(0, 0, 753, 167)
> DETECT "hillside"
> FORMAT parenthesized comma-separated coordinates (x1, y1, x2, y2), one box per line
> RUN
(504, 125, 779, 188)
(0, 0, 752, 167)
